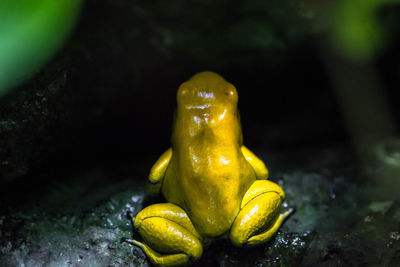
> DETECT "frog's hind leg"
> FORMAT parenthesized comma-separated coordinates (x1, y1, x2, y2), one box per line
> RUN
(122, 203, 203, 267)
(230, 180, 293, 247)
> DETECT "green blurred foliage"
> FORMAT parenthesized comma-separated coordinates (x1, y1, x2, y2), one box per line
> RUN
(332, 0, 400, 62)
(0, 0, 82, 97)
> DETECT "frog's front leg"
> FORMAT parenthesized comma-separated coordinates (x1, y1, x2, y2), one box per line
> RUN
(241, 146, 269, 179)
(123, 203, 203, 267)
(147, 148, 172, 196)
(230, 180, 292, 247)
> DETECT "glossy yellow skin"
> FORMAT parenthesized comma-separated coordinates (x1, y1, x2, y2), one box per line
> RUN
(125, 72, 290, 266)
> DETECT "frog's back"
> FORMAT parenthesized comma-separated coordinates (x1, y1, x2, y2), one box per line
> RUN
(162, 72, 256, 237)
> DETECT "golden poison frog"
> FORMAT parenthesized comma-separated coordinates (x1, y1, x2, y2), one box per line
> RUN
(122, 71, 292, 266)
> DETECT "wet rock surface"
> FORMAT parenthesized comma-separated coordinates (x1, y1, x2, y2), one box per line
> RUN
(1, 147, 399, 266)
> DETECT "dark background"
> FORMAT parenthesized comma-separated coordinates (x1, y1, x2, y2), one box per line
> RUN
(47, 2, 400, 172)
(1, 0, 400, 189)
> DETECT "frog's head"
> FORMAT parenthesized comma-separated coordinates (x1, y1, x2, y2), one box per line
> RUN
(177, 71, 238, 110)
(173, 71, 243, 145)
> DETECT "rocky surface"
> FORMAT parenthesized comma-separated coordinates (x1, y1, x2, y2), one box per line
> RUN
(1, 147, 399, 266)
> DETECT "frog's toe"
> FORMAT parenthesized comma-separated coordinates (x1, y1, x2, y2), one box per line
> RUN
(283, 207, 295, 220)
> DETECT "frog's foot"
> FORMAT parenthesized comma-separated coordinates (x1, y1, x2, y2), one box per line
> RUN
(125, 203, 203, 267)
(230, 180, 290, 247)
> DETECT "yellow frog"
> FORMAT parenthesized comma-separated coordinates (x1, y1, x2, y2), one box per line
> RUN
(123, 71, 292, 266)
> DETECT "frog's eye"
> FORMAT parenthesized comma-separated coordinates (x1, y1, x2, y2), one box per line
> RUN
(224, 83, 238, 102)
(177, 82, 192, 104)
(224, 91, 231, 96)
(178, 83, 188, 96)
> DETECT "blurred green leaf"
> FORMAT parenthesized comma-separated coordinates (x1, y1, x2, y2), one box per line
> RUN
(332, 0, 400, 62)
(0, 0, 82, 97)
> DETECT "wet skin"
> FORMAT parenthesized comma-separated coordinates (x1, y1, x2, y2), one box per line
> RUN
(123, 71, 291, 266)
